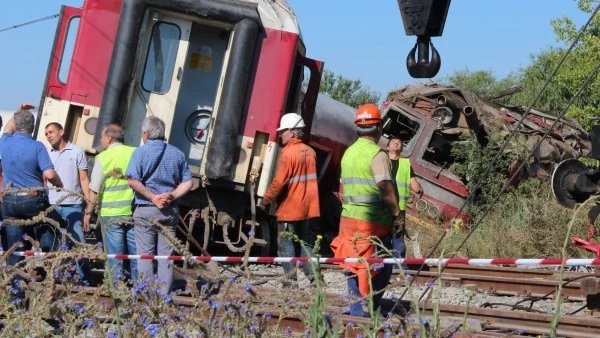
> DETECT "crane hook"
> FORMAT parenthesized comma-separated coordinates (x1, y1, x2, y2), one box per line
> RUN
(406, 36, 441, 79)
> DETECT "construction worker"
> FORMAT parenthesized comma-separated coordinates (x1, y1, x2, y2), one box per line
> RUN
(84, 124, 138, 283)
(386, 136, 422, 268)
(258, 113, 320, 286)
(330, 103, 403, 317)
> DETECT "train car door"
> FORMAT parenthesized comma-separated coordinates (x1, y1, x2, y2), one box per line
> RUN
(124, 13, 192, 146)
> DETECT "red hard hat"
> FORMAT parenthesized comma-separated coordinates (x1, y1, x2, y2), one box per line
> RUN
(355, 103, 382, 126)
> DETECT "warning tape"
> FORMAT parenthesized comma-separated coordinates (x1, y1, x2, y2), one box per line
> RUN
(2, 251, 600, 266)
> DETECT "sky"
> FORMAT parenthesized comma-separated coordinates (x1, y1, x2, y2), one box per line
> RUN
(0, 0, 591, 110)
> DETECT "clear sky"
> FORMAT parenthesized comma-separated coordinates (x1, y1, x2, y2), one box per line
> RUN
(0, 0, 591, 110)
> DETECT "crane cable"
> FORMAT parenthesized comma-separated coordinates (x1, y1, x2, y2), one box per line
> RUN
(392, 2, 600, 310)
(0, 14, 59, 33)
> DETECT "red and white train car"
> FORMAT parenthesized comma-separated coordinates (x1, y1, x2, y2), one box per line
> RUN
(34, 0, 357, 254)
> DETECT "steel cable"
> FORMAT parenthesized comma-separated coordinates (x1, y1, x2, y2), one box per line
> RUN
(0, 14, 59, 33)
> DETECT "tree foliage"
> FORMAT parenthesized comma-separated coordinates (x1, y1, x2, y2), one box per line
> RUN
(443, 0, 600, 127)
(318, 70, 380, 108)
(442, 68, 519, 99)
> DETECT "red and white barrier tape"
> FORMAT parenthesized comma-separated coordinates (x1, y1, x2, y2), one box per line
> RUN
(2, 251, 600, 266)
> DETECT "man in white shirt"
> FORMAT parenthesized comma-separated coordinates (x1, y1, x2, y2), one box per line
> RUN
(45, 122, 91, 284)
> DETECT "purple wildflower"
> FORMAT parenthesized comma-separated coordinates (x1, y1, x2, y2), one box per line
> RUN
(147, 325, 160, 336)
(245, 283, 252, 292)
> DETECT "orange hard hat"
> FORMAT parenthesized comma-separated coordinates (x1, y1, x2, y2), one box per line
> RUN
(355, 103, 382, 126)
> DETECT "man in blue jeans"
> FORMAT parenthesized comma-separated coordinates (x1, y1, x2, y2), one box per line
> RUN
(84, 124, 137, 283)
(45, 122, 91, 284)
(0, 107, 66, 304)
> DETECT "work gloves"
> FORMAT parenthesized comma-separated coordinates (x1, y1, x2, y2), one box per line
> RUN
(393, 212, 406, 238)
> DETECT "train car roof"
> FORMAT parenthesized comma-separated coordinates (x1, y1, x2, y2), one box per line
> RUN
(311, 94, 357, 146)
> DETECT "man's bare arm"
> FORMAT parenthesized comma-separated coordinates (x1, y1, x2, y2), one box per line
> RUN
(79, 169, 91, 202)
(377, 180, 400, 217)
(44, 169, 63, 188)
(170, 180, 193, 200)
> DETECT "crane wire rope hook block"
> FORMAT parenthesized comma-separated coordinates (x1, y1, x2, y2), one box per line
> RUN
(397, 0, 451, 78)
(407, 36, 441, 79)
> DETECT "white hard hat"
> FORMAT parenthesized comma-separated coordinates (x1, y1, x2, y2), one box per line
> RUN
(277, 113, 305, 131)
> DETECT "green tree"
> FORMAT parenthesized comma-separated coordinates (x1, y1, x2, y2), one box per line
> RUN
(318, 70, 380, 108)
(513, 0, 600, 126)
(442, 68, 520, 98)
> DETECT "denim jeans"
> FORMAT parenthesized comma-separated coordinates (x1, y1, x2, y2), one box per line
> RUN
(56, 204, 90, 283)
(346, 235, 393, 317)
(2, 193, 66, 266)
(392, 234, 408, 270)
(101, 216, 137, 282)
(278, 219, 319, 283)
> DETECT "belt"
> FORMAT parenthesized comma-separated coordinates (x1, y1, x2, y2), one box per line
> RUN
(6, 190, 42, 197)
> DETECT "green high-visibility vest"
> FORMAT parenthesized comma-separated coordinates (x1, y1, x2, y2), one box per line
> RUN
(341, 138, 393, 225)
(395, 158, 411, 211)
(96, 144, 136, 217)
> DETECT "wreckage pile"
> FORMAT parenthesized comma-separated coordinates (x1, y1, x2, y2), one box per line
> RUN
(385, 83, 591, 181)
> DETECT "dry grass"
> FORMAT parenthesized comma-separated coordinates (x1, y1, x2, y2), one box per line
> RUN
(409, 179, 591, 259)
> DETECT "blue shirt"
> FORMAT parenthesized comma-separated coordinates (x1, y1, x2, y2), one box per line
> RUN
(0, 132, 54, 188)
(125, 140, 192, 205)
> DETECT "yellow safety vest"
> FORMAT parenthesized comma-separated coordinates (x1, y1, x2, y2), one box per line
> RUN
(341, 138, 393, 225)
(96, 144, 136, 217)
(395, 158, 411, 211)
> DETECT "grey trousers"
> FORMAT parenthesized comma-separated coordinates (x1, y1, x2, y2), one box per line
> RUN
(133, 205, 178, 295)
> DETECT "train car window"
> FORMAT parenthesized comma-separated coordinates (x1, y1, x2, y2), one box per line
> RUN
(142, 23, 181, 94)
(57, 16, 80, 84)
(285, 61, 304, 114)
(309, 144, 331, 181)
(422, 130, 459, 169)
(383, 107, 422, 156)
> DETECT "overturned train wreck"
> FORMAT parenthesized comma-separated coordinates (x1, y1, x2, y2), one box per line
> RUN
(379, 83, 591, 227)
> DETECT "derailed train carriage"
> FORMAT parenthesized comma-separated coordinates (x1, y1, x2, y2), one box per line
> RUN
(33, 0, 592, 253)
(380, 83, 591, 228)
(34, 0, 358, 255)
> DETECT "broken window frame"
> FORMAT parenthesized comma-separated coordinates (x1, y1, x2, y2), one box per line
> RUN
(382, 103, 424, 157)
(415, 127, 464, 183)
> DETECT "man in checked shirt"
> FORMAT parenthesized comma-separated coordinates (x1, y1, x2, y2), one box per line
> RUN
(126, 116, 193, 295)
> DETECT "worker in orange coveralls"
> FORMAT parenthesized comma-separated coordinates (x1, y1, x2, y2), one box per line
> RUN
(330, 103, 403, 317)
(258, 113, 320, 286)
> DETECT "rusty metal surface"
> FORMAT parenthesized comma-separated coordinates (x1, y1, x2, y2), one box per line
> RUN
(385, 83, 591, 175)
(424, 303, 600, 337)
(379, 82, 592, 227)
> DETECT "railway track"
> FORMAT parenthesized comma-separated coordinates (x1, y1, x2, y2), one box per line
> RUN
(5, 261, 599, 336)
(36, 263, 600, 337)
(317, 263, 593, 300)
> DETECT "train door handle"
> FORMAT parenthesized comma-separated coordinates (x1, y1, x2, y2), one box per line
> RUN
(176, 67, 182, 81)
